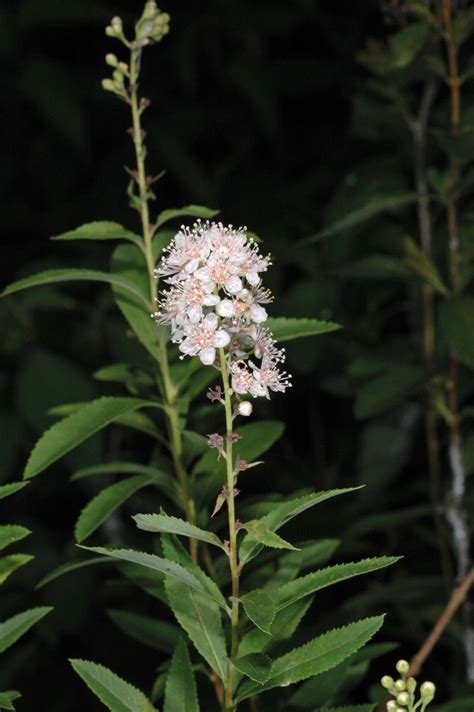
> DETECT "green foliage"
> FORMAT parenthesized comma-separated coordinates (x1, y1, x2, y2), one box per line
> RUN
(133, 512, 224, 549)
(0, 691, 21, 711)
(232, 653, 272, 684)
(0, 554, 33, 585)
(156, 204, 219, 229)
(0, 525, 30, 551)
(163, 638, 200, 712)
(107, 609, 179, 653)
(240, 589, 276, 633)
(70, 659, 156, 712)
(0, 608, 52, 654)
(266, 317, 341, 341)
(50, 221, 142, 246)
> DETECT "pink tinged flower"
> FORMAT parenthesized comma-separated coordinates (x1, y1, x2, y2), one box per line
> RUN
(179, 313, 230, 365)
(217, 299, 235, 318)
(231, 363, 255, 395)
(250, 356, 292, 398)
(249, 303, 267, 324)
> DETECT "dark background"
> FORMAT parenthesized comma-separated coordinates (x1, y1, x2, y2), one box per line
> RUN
(1, 1, 469, 710)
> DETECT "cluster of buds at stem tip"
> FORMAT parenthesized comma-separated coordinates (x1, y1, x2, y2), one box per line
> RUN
(381, 660, 436, 712)
(154, 221, 292, 400)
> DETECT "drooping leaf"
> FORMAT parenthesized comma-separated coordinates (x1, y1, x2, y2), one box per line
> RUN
(0, 555, 33, 584)
(70, 659, 156, 712)
(240, 488, 361, 566)
(0, 483, 28, 500)
(242, 520, 299, 551)
(71, 462, 177, 501)
(163, 638, 200, 712)
(107, 609, 179, 654)
(1, 269, 150, 306)
(82, 546, 226, 609)
(0, 526, 30, 551)
(164, 575, 228, 681)
(134, 512, 224, 549)
(23, 397, 159, 479)
(156, 204, 219, 229)
(404, 237, 450, 296)
(440, 298, 474, 369)
(75, 475, 153, 542)
(266, 317, 341, 342)
(51, 221, 142, 247)
(241, 589, 276, 633)
(36, 556, 111, 589)
(0, 691, 21, 711)
(232, 653, 272, 685)
(305, 192, 418, 242)
(274, 557, 400, 611)
(237, 616, 385, 700)
(0, 607, 52, 654)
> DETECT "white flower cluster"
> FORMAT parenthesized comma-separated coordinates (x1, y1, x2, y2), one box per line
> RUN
(154, 221, 291, 399)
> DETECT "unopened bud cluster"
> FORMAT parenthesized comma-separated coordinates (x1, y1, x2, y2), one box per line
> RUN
(381, 660, 436, 712)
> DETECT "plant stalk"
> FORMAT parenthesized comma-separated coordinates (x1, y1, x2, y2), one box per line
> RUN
(441, 0, 474, 680)
(219, 347, 240, 711)
(129, 45, 197, 562)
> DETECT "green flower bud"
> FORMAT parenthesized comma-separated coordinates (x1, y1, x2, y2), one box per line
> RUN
(381, 675, 394, 689)
(406, 677, 417, 693)
(118, 62, 129, 73)
(386, 702, 397, 712)
(420, 681, 436, 700)
(105, 53, 118, 67)
(105, 26, 115, 37)
(143, 1, 158, 19)
(112, 69, 124, 84)
(396, 660, 410, 676)
(394, 679, 406, 692)
(396, 692, 409, 706)
(101, 78, 116, 92)
(111, 16, 123, 31)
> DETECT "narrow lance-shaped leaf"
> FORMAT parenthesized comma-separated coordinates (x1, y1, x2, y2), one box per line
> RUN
(232, 653, 272, 685)
(237, 615, 385, 701)
(70, 659, 156, 712)
(0, 691, 21, 711)
(50, 221, 142, 247)
(81, 546, 227, 610)
(23, 397, 160, 479)
(107, 609, 179, 654)
(241, 589, 276, 634)
(133, 512, 225, 550)
(0, 526, 31, 552)
(156, 204, 219, 229)
(1, 269, 150, 306)
(240, 487, 362, 566)
(36, 556, 112, 589)
(266, 317, 341, 342)
(275, 557, 401, 611)
(0, 607, 52, 654)
(242, 520, 299, 551)
(0, 483, 28, 500)
(164, 638, 200, 712)
(71, 462, 178, 503)
(0, 555, 33, 585)
(75, 475, 153, 543)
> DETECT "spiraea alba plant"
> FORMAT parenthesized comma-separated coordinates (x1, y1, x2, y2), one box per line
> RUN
(2, 3, 400, 710)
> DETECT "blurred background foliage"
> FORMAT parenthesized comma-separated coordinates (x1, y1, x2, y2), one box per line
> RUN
(1, 0, 474, 710)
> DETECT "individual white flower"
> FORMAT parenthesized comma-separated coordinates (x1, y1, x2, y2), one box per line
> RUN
(236, 401, 253, 416)
(231, 363, 255, 395)
(249, 356, 292, 398)
(179, 313, 230, 365)
(156, 225, 211, 277)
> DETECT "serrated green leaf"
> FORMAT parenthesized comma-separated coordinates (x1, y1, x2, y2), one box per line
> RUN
(232, 653, 272, 685)
(237, 616, 385, 700)
(70, 659, 156, 712)
(36, 556, 111, 588)
(389, 22, 428, 68)
(111, 244, 161, 361)
(156, 204, 219, 229)
(266, 317, 341, 342)
(0, 483, 28, 500)
(133, 512, 224, 549)
(0, 691, 21, 711)
(71, 462, 177, 501)
(1, 269, 150, 306)
(107, 609, 179, 653)
(0, 526, 31, 551)
(241, 589, 276, 633)
(404, 237, 449, 295)
(82, 546, 226, 609)
(75, 475, 152, 542)
(0, 555, 33, 584)
(50, 221, 142, 247)
(275, 557, 400, 610)
(305, 192, 418, 242)
(23, 397, 159, 479)
(164, 576, 228, 681)
(164, 638, 200, 712)
(0, 607, 52, 654)
(238, 598, 313, 658)
(240, 488, 361, 566)
(243, 520, 299, 551)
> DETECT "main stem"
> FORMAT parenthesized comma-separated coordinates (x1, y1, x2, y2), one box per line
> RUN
(129, 46, 197, 562)
(219, 348, 240, 712)
(442, 0, 474, 680)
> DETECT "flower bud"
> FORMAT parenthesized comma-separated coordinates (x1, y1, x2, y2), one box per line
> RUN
(101, 79, 116, 92)
(111, 16, 123, 31)
(406, 677, 416, 693)
(394, 679, 406, 692)
(118, 62, 129, 73)
(420, 681, 436, 700)
(105, 53, 118, 67)
(396, 692, 409, 706)
(105, 26, 115, 37)
(381, 675, 394, 689)
(396, 660, 409, 675)
(386, 702, 397, 712)
(237, 401, 252, 417)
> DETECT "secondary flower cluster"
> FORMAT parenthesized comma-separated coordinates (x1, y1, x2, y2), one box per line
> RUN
(154, 221, 291, 398)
